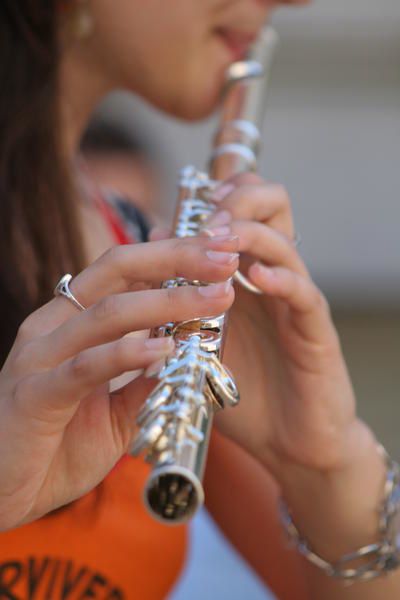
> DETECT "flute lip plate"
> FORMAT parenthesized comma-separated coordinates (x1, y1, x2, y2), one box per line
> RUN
(225, 25, 279, 85)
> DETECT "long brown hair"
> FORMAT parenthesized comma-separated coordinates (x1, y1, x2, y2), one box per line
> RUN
(0, 1, 85, 365)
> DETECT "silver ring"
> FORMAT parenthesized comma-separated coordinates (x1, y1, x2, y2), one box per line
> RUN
(234, 270, 263, 295)
(54, 274, 86, 311)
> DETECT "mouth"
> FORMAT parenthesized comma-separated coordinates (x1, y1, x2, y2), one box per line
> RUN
(215, 27, 260, 62)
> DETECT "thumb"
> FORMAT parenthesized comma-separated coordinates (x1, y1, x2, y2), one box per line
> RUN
(110, 373, 161, 447)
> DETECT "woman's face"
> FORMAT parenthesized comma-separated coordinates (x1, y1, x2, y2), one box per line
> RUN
(88, 0, 307, 120)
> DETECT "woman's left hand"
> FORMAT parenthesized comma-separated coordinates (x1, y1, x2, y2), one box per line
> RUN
(206, 173, 374, 477)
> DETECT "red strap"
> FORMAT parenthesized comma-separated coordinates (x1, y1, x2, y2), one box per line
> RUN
(96, 193, 135, 245)
(77, 157, 137, 245)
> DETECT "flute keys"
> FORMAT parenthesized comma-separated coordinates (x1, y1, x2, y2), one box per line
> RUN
(206, 357, 240, 408)
(136, 384, 172, 427)
(130, 414, 168, 457)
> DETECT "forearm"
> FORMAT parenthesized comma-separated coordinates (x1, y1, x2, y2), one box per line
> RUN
(274, 420, 400, 599)
(205, 432, 310, 600)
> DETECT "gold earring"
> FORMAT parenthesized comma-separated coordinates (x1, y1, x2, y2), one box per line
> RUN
(72, 0, 94, 40)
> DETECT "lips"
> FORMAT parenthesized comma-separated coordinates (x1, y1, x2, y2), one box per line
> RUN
(216, 28, 259, 61)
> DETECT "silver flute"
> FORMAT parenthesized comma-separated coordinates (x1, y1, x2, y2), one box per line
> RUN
(132, 26, 279, 524)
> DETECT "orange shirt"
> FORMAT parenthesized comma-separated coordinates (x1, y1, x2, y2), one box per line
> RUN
(0, 457, 187, 599)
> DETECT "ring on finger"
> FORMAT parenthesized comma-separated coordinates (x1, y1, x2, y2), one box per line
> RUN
(54, 274, 86, 312)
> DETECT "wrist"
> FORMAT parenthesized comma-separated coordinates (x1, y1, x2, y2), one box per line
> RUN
(271, 420, 386, 560)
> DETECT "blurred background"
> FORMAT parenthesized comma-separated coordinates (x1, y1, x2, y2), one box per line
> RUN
(92, 0, 400, 597)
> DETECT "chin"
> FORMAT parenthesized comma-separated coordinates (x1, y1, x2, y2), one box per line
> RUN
(172, 94, 222, 122)
(155, 93, 221, 123)
(146, 75, 224, 122)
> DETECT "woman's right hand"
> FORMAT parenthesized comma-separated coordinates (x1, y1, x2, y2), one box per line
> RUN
(0, 234, 238, 531)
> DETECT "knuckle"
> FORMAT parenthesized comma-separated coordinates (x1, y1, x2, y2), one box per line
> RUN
(306, 282, 328, 312)
(232, 172, 263, 187)
(273, 230, 301, 266)
(16, 314, 38, 343)
(287, 274, 300, 296)
(113, 338, 131, 368)
(277, 233, 297, 264)
(172, 237, 185, 252)
(316, 289, 331, 314)
(198, 288, 234, 313)
(103, 245, 131, 285)
(164, 285, 190, 321)
(164, 284, 234, 322)
(165, 286, 177, 310)
(102, 244, 123, 268)
(12, 341, 40, 375)
(291, 272, 305, 299)
(93, 294, 120, 322)
(272, 184, 291, 208)
(171, 239, 188, 276)
(13, 375, 35, 408)
(69, 351, 92, 380)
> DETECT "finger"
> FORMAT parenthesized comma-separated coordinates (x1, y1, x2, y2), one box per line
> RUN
(17, 235, 239, 341)
(70, 236, 238, 309)
(108, 374, 159, 452)
(210, 176, 294, 239)
(33, 281, 235, 367)
(231, 221, 308, 277)
(248, 263, 334, 343)
(14, 336, 176, 425)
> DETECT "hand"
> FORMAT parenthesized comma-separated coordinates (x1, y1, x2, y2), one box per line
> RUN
(206, 174, 374, 478)
(0, 234, 239, 530)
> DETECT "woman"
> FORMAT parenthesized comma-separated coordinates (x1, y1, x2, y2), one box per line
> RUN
(0, 1, 398, 599)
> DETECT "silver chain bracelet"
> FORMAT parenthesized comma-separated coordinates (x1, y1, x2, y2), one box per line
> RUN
(280, 445, 400, 582)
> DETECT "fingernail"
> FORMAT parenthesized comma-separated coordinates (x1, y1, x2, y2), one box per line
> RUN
(206, 234, 239, 244)
(206, 251, 239, 265)
(198, 280, 232, 298)
(206, 210, 232, 228)
(212, 183, 235, 202)
(145, 337, 174, 351)
(202, 225, 232, 238)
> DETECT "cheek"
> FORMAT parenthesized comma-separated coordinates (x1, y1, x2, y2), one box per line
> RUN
(139, 41, 226, 119)
(91, 0, 228, 119)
